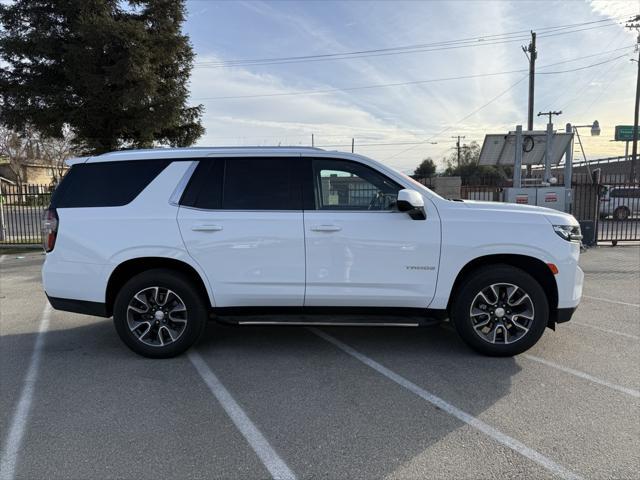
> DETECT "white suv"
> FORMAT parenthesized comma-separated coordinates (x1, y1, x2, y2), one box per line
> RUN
(599, 185, 640, 221)
(42, 147, 583, 358)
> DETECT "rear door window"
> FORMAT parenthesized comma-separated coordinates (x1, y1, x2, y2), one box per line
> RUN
(50, 160, 170, 208)
(180, 157, 304, 210)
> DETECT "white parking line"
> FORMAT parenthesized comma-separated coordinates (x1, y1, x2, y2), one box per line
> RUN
(523, 354, 640, 399)
(188, 351, 297, 480)
(0, 303, 52, 480)
(569, 321, 639, 340)
(311, 328, 583, 480)
(583, 295, 640, 308)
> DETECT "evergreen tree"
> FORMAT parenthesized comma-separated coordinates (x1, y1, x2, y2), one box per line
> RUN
(413, 157, 436, 178)
(0, 0, 204, 154)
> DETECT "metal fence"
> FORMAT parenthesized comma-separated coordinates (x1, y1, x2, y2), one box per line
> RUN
(417, 173, 640, 244)
(0, 183, 52, 245)
(596, 179, 640, 244)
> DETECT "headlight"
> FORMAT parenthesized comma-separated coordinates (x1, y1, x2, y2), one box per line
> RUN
(553, 224, 582, 242)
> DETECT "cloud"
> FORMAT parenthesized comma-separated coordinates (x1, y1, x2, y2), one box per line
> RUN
(185, 0, 635, 170)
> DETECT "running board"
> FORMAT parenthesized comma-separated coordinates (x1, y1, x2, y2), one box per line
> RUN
(237, 321, 420, 327)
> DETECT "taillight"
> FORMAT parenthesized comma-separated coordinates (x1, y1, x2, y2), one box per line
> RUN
(42, 208, 58, 253)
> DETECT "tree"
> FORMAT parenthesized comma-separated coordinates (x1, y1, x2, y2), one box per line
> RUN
(0, 126, 38, 186)
(414, 158, 436, 178)
(0, 125, 76, 185)
(39, 126, 76, 184)
(0, 0, 204, 154)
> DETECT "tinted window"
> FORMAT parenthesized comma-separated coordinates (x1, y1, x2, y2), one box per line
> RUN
(311, 158, 400, 210)
(181, 157, 303, 210)
(180, 160, 224, 209)
(50, 160, 170, 208)
(610, 188, 640, 199)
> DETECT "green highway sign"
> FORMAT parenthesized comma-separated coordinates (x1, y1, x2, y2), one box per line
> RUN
(615, 125, 637, 141)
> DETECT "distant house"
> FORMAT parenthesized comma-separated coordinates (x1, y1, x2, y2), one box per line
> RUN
(0, 159, 67, 185)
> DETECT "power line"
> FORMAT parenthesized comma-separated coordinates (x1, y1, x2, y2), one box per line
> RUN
(383, 74, 529, 161)
(192, 47, 635, 101)
(537, 53, 630, 74)
(194, 17, 632, 68)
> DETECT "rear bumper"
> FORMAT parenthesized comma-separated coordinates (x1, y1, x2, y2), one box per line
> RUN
(46, 294, 110, 318)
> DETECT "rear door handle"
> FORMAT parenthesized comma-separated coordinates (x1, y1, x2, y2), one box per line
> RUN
(310, 224, 342, 232)
(191, 224, 223, 232)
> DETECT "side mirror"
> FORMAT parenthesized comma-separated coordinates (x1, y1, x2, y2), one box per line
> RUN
(397, 189, 426, 220)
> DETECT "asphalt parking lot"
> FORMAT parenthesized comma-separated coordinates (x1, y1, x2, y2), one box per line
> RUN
(1, 247, 638, 480)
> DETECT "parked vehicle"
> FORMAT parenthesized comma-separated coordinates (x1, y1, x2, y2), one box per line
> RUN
(42, 147, 583, 358)
(599, 185, 640, 220)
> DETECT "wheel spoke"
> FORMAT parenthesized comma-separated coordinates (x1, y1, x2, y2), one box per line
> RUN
(159, 325, 176, 342)
(473, 319, 491, 330)
(511, 317, 530, 332)
(508, 293, 531, 307)
(129, 319, 150, 333)
(477, 291, 495, 306)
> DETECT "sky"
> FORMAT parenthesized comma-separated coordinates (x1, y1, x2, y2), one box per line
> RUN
(183, 0, 639, 173)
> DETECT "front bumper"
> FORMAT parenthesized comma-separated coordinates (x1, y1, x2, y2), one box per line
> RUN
(555, 306, 577, 324)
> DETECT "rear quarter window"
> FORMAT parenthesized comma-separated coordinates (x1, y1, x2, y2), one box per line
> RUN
(50, 160, 170, 208)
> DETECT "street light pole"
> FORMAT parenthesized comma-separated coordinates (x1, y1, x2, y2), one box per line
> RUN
(537, 110, 562, 182)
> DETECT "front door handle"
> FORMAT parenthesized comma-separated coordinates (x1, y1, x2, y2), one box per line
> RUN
(310, 224, 342, 232)
(192, 224, 223, 232)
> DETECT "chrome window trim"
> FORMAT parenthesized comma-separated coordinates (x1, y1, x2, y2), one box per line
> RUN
(178, 205, 399, 214)
(169, 161, 198, 206)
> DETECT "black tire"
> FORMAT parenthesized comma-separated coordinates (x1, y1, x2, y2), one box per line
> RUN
(113, 269, 208, 358)
(451, 265, 549, 357)
(613, 207, 629, 221)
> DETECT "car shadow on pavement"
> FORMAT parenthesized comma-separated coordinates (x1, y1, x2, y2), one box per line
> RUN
(2, 318, 524, 479)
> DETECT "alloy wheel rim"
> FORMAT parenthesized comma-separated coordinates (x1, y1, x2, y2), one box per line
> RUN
(127, 287, 188, 347)
(469, 283, 535, 345)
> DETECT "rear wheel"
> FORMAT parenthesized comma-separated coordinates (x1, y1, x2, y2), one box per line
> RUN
(113, 269, 207, 358)
(451, 265, 549, 356)
(613, 206, 630, 221)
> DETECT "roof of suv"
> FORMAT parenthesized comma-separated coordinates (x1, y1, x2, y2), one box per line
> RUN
(71, 146, 334, 164)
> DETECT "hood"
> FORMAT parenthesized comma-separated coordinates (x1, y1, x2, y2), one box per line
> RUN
(456, 199, 578, 226)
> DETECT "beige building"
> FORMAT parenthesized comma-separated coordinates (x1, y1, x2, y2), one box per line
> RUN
(0, 160, 66, 185)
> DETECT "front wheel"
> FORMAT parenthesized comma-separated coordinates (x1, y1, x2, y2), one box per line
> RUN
(451, 265, 549, 356)
(113, 269, 208, 358)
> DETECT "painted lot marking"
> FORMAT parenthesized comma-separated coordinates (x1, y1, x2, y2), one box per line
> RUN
(311, 328, 583, 480)
(570, 321, 639, 340)
(523, 354, 640, 399)
(0, 304, 52, 480)
(188, 351, 297, 480)
(583, 295, 639, 308)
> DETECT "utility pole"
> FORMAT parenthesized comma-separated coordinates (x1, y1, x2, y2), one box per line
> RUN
(523, 31, 537, 178)
(538, 111, 562, 182)
(351, 138, 355, 153)
(311, 133, 315, 147)
(523, 31, 537, 132)
(627, 16, 640, 183)
(451, 135, 466, 167)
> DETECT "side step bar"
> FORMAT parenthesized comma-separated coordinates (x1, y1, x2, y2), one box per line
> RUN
(237, 321, 421, 327)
